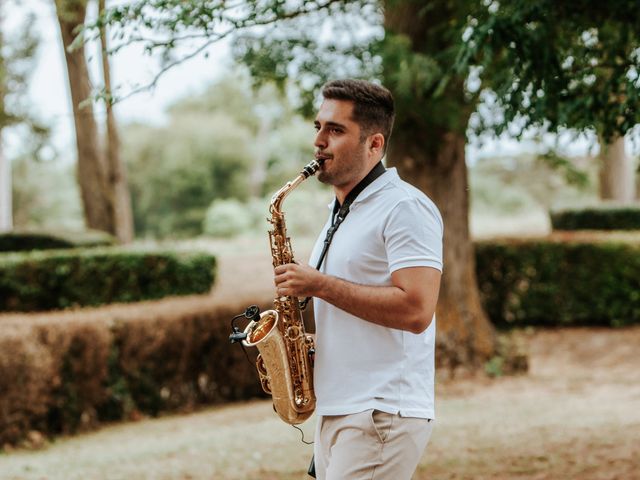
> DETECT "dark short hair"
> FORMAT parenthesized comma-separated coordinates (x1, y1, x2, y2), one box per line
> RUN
(321, 79, 395, 149)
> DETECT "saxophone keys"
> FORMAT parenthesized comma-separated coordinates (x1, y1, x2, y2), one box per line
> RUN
(286, 325, 301, 340)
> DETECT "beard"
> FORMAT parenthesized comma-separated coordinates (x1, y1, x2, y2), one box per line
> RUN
(316, 144, 368, 188)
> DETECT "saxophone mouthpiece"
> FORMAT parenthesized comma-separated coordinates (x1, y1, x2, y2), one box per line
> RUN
(302, 159, 323, 178)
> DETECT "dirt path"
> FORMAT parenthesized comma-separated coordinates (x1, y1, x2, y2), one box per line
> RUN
(1, 327, 638, 480)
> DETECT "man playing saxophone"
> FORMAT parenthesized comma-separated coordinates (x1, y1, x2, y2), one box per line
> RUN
(274, 79, 443, 480)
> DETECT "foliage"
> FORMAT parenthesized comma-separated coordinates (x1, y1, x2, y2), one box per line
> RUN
(123, 74, 315, 238)
(203, 198, 255, 238)
(124, 114, 253, 238)
(202, 186, 332, 239)
(484, 332, 529, 377)
(458, 0, 640, 141)
(551, 203, 640, 231)
(84, 0, 375, 102)
(0, 248, 216, 312)
(0, 229, 116, 252)
(470, 153, 596, 215)
(11, 156, 84, 230)
(476, 235, 640, 328)
(0, 5, 48, 143)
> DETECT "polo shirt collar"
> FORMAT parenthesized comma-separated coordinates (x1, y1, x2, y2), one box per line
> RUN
(350, 167, 397, 206)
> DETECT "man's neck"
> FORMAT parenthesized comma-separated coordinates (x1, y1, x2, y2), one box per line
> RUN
(334, 160, 383, 205)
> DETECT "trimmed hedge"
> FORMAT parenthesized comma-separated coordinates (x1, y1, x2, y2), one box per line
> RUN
(476, 235, 640, 328)
(0, 296, 274, 446)
(0, 229, 116, 253)
(551, 204, 640, 231)
(0, 248, 216, 312)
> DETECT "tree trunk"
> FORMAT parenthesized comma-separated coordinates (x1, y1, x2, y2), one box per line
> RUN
(55, 0, 113, 233)
(0, 139, 11, 232)
(598, 135, 635, 202)
(384, 1, 496, 370)
(99, 0, 134, 242)
(0, 21, 10, 232)
(388, 130, 495, 369)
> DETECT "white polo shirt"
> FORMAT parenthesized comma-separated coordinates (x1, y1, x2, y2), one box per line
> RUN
(309, 167, 443, 419)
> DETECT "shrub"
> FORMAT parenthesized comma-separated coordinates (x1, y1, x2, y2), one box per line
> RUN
(550, 203, 640, 231)
(202, 199, 256, 238)
(0, 229, 116, 253)
(0, 295, 274, 445)
(476, 235, 640, 328)
(0, 248, 216, 312)
(202, 187, 332, 239)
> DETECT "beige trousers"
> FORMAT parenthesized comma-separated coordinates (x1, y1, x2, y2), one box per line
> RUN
(313, 409, 433, 480)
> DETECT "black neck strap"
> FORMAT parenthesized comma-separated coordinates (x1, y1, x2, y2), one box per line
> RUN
(299, 161, 386, 310)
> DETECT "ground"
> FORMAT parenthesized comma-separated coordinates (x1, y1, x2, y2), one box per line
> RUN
(0, 326, 638, 480)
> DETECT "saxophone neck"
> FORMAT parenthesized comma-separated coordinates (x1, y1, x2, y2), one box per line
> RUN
(270, 159, 322, 214)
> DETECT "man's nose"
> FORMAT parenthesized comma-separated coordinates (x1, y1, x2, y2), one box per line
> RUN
(314, 129, 327, 149)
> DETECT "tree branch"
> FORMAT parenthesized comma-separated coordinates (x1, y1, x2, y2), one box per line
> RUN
(93, 0, 353, 102)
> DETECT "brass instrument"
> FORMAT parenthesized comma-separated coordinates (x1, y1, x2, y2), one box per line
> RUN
(239, 159, 322, 425)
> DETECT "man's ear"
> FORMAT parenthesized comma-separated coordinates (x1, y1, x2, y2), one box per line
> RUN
(369, 133, 385, 154)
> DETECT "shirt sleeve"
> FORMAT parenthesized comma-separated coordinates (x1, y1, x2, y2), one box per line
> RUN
(383, 197, 444, 273)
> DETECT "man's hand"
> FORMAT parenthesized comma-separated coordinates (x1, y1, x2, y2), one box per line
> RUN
(274, 263, 325, 298)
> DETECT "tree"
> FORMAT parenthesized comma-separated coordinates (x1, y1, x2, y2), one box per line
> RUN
(91, 0, 496, 367)
(458, 0, 640, 202)
(122, 74, 315, 238)
(98, 0, 134, 242)
(54, 0, 134, 241)
(0, 21, 9, 232)
(0, 5, 46, 232)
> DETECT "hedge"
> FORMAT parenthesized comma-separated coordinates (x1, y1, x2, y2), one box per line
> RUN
(0, 229, 116, 253)
(476, 234, 640, 328)
(550, 203, 640, 231)
(0, 248, 216, 312)
(0, 296, 274, 446)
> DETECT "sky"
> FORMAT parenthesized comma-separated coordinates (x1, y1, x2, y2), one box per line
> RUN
(4, 0, 637, 167)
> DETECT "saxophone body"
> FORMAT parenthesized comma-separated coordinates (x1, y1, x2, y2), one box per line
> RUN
(242, 160, 321, 425)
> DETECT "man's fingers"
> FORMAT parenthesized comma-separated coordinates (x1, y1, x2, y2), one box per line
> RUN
(274, 263, 298, 275)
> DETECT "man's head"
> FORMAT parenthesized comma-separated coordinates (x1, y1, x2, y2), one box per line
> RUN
(313, 80, 394, 199)
(321, 79, 395, 151)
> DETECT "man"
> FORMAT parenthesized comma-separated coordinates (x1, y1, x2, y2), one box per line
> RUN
(274, 79, 443, 480)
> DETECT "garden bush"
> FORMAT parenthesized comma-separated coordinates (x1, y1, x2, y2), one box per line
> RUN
(203, 198, 256, 238)
(0, 248, 216, 312)
(0, 295, 274, 446)
(0, 229, 116, 253)
(550, 203, 640, 231)
(476, 234, 640, 328)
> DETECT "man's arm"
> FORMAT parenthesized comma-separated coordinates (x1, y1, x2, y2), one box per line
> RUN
(274, 263, 441, 334)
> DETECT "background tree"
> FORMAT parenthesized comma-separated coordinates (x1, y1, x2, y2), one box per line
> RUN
(11, 155, 84, 229)
(54, 0, 134, 241)
(123, 74, 315, 238)
(459, 0, 640, 202)
(0, 5, 47, 232)
(98, 0, 134, 242)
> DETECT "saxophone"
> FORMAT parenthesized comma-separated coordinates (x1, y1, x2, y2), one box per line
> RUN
(239, 159, 322, 425)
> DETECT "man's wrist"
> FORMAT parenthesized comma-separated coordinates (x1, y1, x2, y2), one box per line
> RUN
(314, 271, 331, 299)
